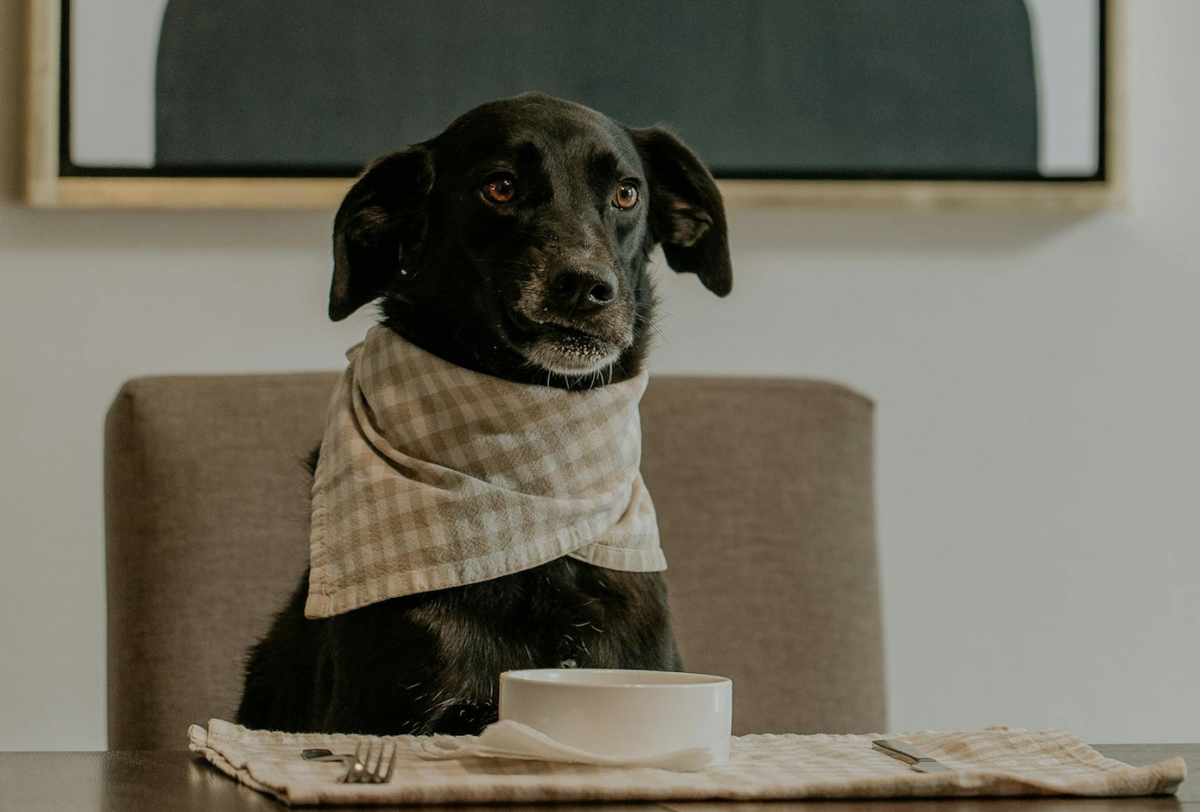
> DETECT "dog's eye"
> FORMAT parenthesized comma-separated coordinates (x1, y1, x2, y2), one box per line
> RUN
(483, 175, 516, 204)
(613, 182, 639, 210)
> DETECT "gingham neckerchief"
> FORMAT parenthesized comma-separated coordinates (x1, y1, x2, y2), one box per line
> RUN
(305, 325, 664, 618)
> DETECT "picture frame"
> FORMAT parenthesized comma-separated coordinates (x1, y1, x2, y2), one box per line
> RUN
(23, 0, 1125, 211)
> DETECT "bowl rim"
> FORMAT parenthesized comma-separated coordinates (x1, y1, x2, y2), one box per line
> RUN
(500, 668, 731, 690)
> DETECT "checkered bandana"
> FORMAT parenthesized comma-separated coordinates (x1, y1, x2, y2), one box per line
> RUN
(305, 325, 664, 618)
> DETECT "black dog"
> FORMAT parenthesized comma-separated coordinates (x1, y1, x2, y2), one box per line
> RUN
(236, 94, 732, 736)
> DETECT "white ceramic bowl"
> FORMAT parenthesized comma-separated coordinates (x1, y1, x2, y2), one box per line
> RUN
(498, 668, 733, 763)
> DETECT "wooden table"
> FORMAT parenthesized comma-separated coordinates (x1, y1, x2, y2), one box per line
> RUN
(0, 744, 1193, 810)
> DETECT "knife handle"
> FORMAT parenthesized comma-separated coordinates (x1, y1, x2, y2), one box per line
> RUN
(873, 739, 928, 764)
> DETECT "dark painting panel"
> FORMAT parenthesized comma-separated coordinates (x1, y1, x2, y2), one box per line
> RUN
(154, 0, 1039, 177)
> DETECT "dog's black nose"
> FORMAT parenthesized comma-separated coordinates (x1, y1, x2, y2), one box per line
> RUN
(548, 267, 617, 314)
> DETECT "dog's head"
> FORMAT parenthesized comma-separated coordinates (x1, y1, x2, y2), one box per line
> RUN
(329, 93, 731, 386)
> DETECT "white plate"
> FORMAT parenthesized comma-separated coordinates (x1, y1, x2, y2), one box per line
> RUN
(498, 668, 733, 763)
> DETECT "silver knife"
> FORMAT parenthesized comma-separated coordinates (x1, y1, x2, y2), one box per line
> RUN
(872, 739, 953, 773)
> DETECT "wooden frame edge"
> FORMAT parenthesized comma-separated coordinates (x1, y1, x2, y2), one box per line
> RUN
(23, 0, 61, 206)
(27, 177, 1117, 212)
(50, 177, 354, 209)
(1103, 0, 1129, 209)
(22, 0, 1125, 212)
(718, 179, 1114, 212)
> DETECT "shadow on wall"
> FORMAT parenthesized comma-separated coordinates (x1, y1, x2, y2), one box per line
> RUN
(154, 0, 1039, 176)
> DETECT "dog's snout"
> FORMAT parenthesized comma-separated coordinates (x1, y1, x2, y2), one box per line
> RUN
(547, 266, 618, 314)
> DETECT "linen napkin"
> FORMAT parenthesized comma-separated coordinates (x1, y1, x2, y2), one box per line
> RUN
(188, 719, 1186, 807)
(418, 719, 717, 772)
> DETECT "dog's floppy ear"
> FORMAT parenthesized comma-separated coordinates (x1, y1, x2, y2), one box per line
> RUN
(330, 146, 433, 321)
(633, 128, 732, 297)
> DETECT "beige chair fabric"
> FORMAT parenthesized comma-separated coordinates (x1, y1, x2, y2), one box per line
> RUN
(105, 373, 884, 750)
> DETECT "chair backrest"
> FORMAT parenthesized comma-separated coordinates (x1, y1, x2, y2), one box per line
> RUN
(105, 373, 884, 749)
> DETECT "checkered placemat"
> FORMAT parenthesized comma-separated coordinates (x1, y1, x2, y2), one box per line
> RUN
(188, 719, 1185, 806)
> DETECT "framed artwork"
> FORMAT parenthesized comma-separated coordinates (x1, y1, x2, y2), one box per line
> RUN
(24, 0, 1124, 210)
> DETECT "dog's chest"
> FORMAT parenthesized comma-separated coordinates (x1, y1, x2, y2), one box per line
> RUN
(391, 561, 673, 734)
(423, 565, 636, 675)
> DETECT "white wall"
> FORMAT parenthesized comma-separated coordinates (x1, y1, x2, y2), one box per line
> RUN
(2, 0, 1197, 750)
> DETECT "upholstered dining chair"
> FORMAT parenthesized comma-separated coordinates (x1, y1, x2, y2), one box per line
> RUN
(105, 373, 885, 749)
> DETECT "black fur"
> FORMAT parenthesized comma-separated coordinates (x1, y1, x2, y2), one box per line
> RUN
(237, 94, 731, 736)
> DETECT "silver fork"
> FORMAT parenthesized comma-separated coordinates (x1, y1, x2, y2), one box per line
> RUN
(342, 740, 397, 784)
(303, 741, 397, 784)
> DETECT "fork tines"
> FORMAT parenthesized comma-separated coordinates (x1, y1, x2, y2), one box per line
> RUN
(342, 740, 397, 784)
